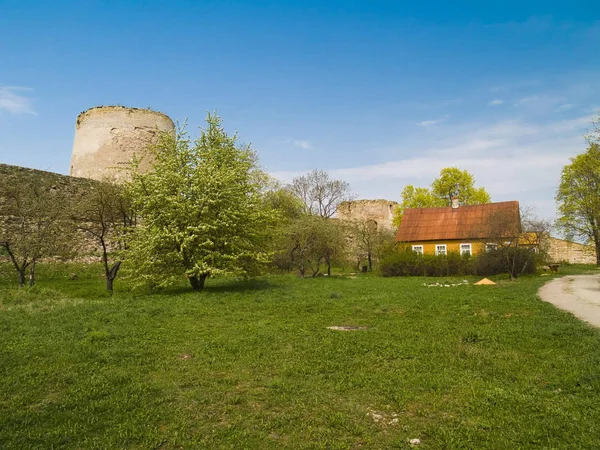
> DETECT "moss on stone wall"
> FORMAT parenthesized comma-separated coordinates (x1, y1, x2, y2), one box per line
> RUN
(0, 163, 94, 198)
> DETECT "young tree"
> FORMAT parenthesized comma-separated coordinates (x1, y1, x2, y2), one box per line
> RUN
(125, 113, 277, 291)
(483, 207, 545, 280)
(289, 169, 355, 218)
(393, 167, 491, 226)
(556, 142, 600, 265)
(351, 219, 396, 271)
(0, 178, 72, 286)
(72, 179, 135, 294)
(281, 215, 346, 277)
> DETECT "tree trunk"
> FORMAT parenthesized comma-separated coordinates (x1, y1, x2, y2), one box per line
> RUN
(367, 252, 373, 271)
(299, 262, 305, 278)
(596, 240, 600, 266)
(3, 244, 28, 288)
(28, 259, 36, 287)
(106, 261, 122, 294)
(189, 274, 208, 290)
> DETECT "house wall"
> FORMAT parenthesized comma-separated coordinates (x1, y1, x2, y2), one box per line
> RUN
(400, 240, 486, 255)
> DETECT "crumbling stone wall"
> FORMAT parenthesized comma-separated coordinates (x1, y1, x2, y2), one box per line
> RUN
(336, 199, 399, 230)
(70, 106, 175, 182)
(0, 164, 110, 256)
(547, 237, 596, 264)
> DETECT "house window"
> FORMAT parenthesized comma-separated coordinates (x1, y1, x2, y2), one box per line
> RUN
(412, 245, 423, 255)
(460, 243, 472, 256)
(435, 244, 447, 256)
(485, 243, 498, 252)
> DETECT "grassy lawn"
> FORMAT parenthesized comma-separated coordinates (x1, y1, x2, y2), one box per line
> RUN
(1, 265, 600, 449)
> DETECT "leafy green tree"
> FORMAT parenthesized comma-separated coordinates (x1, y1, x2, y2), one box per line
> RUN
(280, 215, 346, 277)
(393, 167, 491, 226)
(431, 167, 491, 206)
(556, 142, 600, 266)
(125, 113, 277, 290)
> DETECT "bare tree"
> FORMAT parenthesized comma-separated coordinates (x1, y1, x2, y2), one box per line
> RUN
(519, 205, 553, 261)
(484, 206, 548, 280)
(289, 169, 355, 218)
(351, 220, 396, 271)
(71, 179, 135, 294)
(0, 178, 72, 286)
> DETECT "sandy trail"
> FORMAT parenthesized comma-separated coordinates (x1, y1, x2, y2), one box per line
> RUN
(538, 274, 600, 327)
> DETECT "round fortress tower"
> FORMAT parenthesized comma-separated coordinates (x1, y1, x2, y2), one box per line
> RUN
(70, 106, 175, 181)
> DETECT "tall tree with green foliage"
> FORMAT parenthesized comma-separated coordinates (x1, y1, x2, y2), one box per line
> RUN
(431, 167, 491, 206)
(125, 113, 277, 290)
(556, 142, 600, 266)
(393, 167, 491, 226)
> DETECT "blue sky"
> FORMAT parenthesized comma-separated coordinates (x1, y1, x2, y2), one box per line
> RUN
(1, 1, 599, 220)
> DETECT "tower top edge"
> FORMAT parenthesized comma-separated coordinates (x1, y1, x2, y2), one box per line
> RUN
(76, 105, 174, 126)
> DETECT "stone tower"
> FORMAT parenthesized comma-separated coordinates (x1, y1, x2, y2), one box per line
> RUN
(336, 199, 399, 230)
(69, 106, 175, 181)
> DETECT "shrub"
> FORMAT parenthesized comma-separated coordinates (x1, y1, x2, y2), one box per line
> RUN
(381, 250, 474, 277)
(381, 247, 535, 278)
(476, 248, 536, 278)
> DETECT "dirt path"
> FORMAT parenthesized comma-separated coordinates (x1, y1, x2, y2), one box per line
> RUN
(538, 274, 600, 327)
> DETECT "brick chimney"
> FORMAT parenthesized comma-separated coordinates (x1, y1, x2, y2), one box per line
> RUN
(451, 196, 459, 209)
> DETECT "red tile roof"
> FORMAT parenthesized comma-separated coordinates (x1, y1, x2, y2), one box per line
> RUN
(396, 201, 520, 242)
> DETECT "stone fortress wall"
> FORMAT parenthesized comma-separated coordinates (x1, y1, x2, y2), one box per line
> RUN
(70, 106, 175, 181)
(336, 199, 399, 231)
(547, 237, 596, 265)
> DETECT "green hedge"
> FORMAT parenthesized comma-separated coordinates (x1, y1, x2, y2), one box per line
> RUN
(380, 248, 536, 277)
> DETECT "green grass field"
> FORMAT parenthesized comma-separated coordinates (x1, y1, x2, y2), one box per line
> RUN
(1, 264, 600, 449)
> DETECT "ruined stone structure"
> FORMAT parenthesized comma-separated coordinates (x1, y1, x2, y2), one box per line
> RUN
(547, 237, 597, 265)
(336, 199, 399, 230)
(70, 106, 175, 181)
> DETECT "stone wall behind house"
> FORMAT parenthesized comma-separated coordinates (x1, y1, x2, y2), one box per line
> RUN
(547, 237, 596, 264)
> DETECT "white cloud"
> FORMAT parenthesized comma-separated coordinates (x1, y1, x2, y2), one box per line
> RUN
(292, 139, 312, 149)
(488, 99, 504, 106)
(555, 103, 574, 112)
(0, 86, 37, 115)
(514, 95, 540, 106)
(513, 94, 567, 112)
(417, 115, 449, 126)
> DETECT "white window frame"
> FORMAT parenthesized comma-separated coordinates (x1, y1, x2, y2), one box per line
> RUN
(435, 244, 447, 256)
(485, 243, 498, 252)
(460, 243, 472, 256)
(412, 245, 423, 255)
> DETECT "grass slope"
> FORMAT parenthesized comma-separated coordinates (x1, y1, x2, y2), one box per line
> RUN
(1, 266, 600, 449)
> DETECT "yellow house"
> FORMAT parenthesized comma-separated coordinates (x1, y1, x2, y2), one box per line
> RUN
(395, 201, 521, 255)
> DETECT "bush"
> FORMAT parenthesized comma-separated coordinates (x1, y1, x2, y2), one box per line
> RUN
(476, 248, 536, 278)
(381, 250, 473, 277)
(381, 247, 536, 278)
